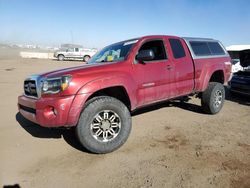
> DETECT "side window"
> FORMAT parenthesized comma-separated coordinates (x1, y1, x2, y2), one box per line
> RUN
(67, 48, 74, 52)
(190, 41, 211, 56)
(75, 48, 79, 52)
(207, 42, 225, 55)
(138, 40, 167, 61)
(169, 39, 186, 59)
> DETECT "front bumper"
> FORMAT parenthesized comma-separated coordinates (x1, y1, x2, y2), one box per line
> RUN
(18, 94, 88, 127)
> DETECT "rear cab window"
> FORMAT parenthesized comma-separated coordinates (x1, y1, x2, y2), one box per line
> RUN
(169, 39, 186, 59)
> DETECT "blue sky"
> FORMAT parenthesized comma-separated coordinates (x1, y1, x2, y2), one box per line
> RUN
(0, 0, 250, 48)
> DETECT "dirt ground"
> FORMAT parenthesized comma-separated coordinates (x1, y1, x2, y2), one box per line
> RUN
(0, 48, 250, 188)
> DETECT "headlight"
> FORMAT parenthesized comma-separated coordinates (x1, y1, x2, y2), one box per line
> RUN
(42, 75, 71, 94)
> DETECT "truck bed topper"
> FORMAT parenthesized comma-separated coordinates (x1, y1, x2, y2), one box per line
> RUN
(182, 37, 229, 59)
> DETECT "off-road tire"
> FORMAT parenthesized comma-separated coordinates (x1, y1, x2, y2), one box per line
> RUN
(76, 96, 132, 154)
(201, 82, 225, 114)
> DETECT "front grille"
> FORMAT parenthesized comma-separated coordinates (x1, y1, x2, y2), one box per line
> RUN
(24, 80, 38, 98)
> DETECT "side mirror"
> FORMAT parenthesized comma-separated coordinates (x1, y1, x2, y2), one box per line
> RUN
(136, 50, 155, 62)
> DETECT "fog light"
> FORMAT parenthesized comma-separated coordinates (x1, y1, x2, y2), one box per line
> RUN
(43, 106, 57, 119)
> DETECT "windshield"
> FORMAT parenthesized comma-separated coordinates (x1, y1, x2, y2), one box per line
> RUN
(87, 39, 138, 64)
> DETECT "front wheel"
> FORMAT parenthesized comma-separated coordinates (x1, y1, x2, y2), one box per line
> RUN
(58, 54, 65, 61)
(76, 96, 132, 154)
(201, 82, 225, 114)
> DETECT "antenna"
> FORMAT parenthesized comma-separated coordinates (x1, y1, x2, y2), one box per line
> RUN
(70, 30, 74, 44)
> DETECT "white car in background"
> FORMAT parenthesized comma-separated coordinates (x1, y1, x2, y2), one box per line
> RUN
(227, 45, 250, 80)
(231, 59, 243, 73)
(54, 47, 97, 62)
(229, 59, 243, 81)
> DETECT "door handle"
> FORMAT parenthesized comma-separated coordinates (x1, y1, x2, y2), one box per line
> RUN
(166, 65, 173, 70)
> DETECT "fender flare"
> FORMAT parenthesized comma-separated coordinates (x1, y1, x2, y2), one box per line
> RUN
(76, 75, 137, 109)
(201, 67, 225, 91)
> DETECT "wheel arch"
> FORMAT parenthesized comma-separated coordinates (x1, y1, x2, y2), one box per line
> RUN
(57, 54, 65, 58)
(85, 85, 131, 111)
(67, 75, 136, 126)
(209, 70, 225, 84)
(76, 75, 137, 110)
(83, 54, 91, 58)
(201, 69, 225, 92)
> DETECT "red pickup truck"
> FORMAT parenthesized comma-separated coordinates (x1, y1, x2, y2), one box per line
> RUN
(18, 35, 231, 153)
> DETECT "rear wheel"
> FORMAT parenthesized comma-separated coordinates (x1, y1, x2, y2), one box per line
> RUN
(83, 55, 90, 62)
(76, 96, 132, 154)
(58, 54, 65, 61)
(201, 82, 225, 114)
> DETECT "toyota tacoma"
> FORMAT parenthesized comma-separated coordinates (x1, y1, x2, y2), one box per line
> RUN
(18, 35, 231, 153)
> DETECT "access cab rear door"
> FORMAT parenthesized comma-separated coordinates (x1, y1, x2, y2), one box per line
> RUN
(167, 37, 195, 96)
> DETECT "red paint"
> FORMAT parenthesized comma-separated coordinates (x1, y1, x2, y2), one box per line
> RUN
(18, 35, 231, 127)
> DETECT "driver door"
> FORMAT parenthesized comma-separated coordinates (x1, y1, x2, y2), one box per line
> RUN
(134, 39, 174, 106)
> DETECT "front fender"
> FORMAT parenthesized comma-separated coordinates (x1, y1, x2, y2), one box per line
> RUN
(76, 74, 137, 109)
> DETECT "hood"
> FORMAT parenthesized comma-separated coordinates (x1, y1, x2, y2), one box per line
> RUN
(28, 61, 127, 96)
(35, 62, 123, 96)
(39, 63, 111, 78)
(239, 50, 250, 67)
